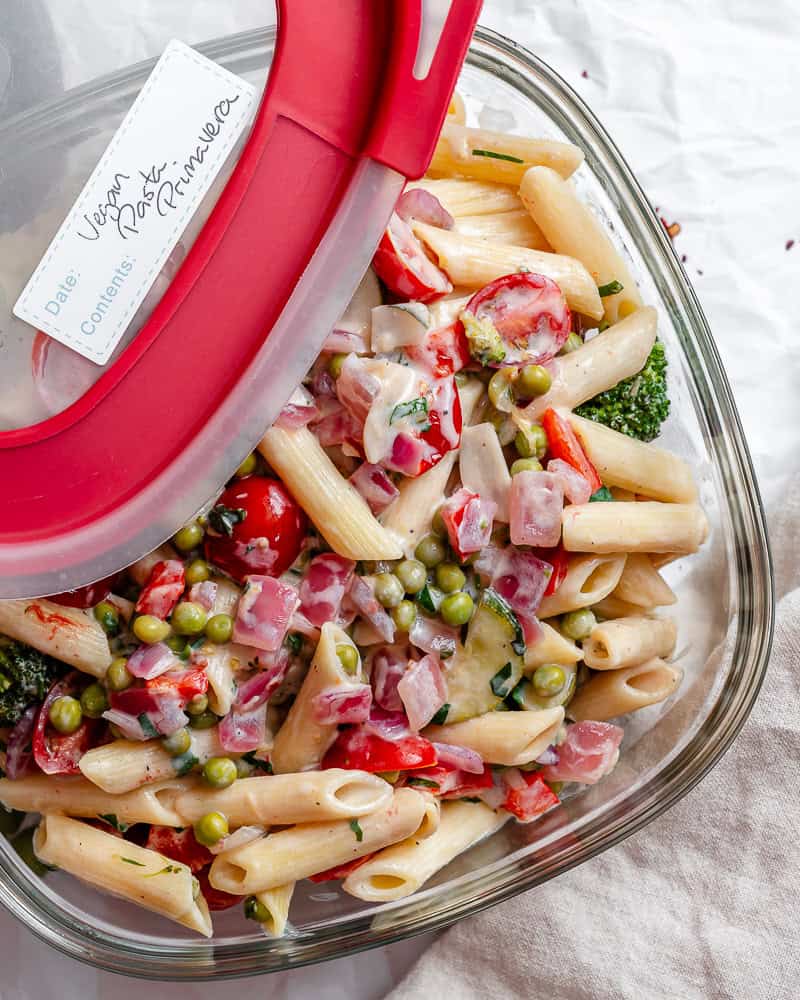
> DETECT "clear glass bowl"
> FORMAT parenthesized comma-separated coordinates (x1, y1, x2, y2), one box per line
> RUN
(0, 25, 773, 980)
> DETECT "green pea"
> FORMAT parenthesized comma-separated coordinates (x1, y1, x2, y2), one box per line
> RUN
(547, 780, 564, 795)
(415, 534, 446, 568)
(431, 507, 447, 538)
(440, 591, 474, 627)
(93, 600, 120, 637)
(514, 424, 548, 459)
(561, 608, 597, 641)
(189, 710, 218, 730)
(374, 573, 404, 609)
(510, 457, 543, 476)
(186, 693, 209, 717)
(336, 643, 360, 676)
(171, 601, 208, 636)
(185, 559, 210, 586)
(515, 364, 552, 399)
(49, 696, 82, 735)
(193, 811, 229, 847)
(205, 613, 233, 644)
(106, 656, 133, 691)
(12, 827, 51, 877)
(559, 332, 583, 355)
(161, 727, 192, 755)
(166, 634, 190, 657)
(435, 562, 466, 594)
(395, 559, 427, 594)
(391, 600, 417, 632)
(132, 614, 171, 644)
(80, 683, 108, 720)
(244, 895, 272, 923)
(532, 664, 567, 698)
(173, 522, 204, 553)
(235, 452, 257, 478)
(203, 756, 238, 789)
(488, 368, 515, 410)
(328, 353, 348, 378)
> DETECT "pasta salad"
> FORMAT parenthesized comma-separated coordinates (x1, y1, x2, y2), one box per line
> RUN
(0, 101, 708, 939)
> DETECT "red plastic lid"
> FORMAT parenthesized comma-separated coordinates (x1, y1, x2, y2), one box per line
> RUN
(0, 0, 481, 597)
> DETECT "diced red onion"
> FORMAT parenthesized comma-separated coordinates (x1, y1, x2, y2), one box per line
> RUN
(509, 470, 564, 548)
(535, 745, 559, 766)
(126, 642, 178, 680)
(409, 614, 459, 660)
(518, 613, 543, 646)
(311, 684, 373, 725)
(396, 188, 455, 230)
(546, 458, 593, 505)
(218, 701, 268, 753)
(348, 575, 395, 643)
(539, 721, 623, 785)
(276, 385, 319, 430)
(387, 431, 427, 477)
(477, 774, 507, 810)
(363, 706, 412, 740)
(432, 742, 485, 774)
(349, 463, 400, 514)
(397, 653, 446, 732)
(234, 649, 290, 712)
(492, 547, 553, 619)
(299, 553, 355, 628)
(369, 646, 408, 711)
(441, 488, 496, 559)
(233, 576, 299, 652)
(148, 698, 190, 737)
(208, 825, 266, 856)
(472, 543, 504, 582)
(188, 580, 217, 612)
(102, 709, 149, 741)
(311, 370, 337, 398)
(312, 401, 364, 450)
(323, 329, 369, 355)
(337, 355, 381, 422)
(5, 704, 38, 779)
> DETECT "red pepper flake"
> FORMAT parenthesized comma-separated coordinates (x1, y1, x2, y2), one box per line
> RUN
(787, 239, 795, 251)
(660, 216, 681, 240)
(581, 69, 589, 79)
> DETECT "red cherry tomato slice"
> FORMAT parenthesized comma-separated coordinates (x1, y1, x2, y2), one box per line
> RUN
(405, 322, 471, 378)
(462, 272, 571, 366)
(49, 573, 122, 609)
(541, 408, 602, 494)
(372, 212, 452, 303)
(33, 673, 98, 775)
(144, 826, 213, 873)
(205, 476, 307, 584)
(195, 868, 242, 910)
(321, 727, 437, 773)
(308, 853, 376, 883)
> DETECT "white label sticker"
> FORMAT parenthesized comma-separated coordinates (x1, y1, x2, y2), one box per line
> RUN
(13, 40, 257, 365)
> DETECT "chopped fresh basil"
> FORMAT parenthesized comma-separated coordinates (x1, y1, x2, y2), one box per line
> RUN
(460, 796, 482, 803)
(390, 396, 429, 430)
(97, 813, 130, 833)
(171, 750, 199, 777)
(471, 148, 524, 164)
(285, 633, 303, 655)
(430, 703, 450, 726)
(208, 504, 247, 537)
(144, 864, 182, 877)
(589, 485, 615, 503)
(407, 776, 440, 789)
(597, 279, 624, 297)
(118, 856, 146, 867)
(137, 713, 159, 739)
(417, 584, 444, 613)
(490, 662, 515, 698)
(242, 752, 273, 774)
(508, 679, 529, 710)
(390, 301, 430, 326)
(349, 818, 364, 843)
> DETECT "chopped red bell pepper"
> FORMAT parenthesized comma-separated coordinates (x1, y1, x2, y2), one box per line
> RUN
(135, 560, 186, 619)
(408, 761, 494, 799)
(308, 853, 376, 883)
(195, 867, 241, 910)
(541, 408, 602, 494)
(144, 825, 212, 873)
(502, 771, 559, 822)
(146, 667, 209, 701)
(33, 673, 97, 775)
(321, 727, 437, 773)
(405, 322, 471, 378)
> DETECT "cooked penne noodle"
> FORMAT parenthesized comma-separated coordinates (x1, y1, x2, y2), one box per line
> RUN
(271, 624, 361, 774)
(79, 727, 228, 794)
(425, 707, 564, 767)
(382, 379, 483, 553)
(612, 553, 677, 607)
(407, 177, 523, 216)
(519, 165, 643, 322)
(447, 91, 466, 124)
(610, 487, 637, 501)
(455, 210, 551, 250)
(199, 643, 237, 717)
(562, 502, 709, 554)
(427, 292, 473, 329)
(0, 775, 184, 827)
(343, 800, 508, 902)
(258, 425, 402, 561)
(583, 616, 677, 671)
(208, 788, 429, 895)
(593, 595, 655, 620)
(430, 122, 583, 183)
(536, 554, 627, 619)
(524, 307, 658, 420)
(253, 883, 295, 938)
(568, 658, 683, 722)
(168, 770, 393, 827)
(412, 222, 603, 320)
(459, 422, 512, 521)
(0, 599, 111, 678)
(209, 577, 241, 617)
(33, 815, 212, 936)
(524, 621, 583, 671)
(566, 411, 697, 503)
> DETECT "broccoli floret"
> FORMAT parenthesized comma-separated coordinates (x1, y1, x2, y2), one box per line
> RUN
(575, 340, 669, 442)
(0, 639, 65, 726)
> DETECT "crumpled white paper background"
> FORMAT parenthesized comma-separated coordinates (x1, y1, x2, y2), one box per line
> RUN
(0, 1, 797, 997)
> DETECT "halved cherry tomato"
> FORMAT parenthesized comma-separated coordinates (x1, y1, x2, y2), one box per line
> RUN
(205, 476, 307, 583)
(501, 771, 559, 822)
(462, 272, 571, 365)
(144, 826, 212, 873)
(321, 727, 437, 773)
(146, 667, 209, 701)
(532, 542, 569, 598)
(372, 212, 452, 303)
(541, 408, 602, 493)
(409, 762, 494, 799)
(135, 560, 185, 619)
(33, 674, 97, 775)
(49, 573, 122, 609)
(195, 867, 241, 910)
(308, 854, 376, 883)
(405, 322, 471, 378)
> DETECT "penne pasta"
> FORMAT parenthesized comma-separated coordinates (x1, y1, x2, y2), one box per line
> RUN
(568, 658, 683, 722)
(0, 598, 111, 678)
(612, 553, 677, 607)
(566, 411, 697, 503)
(0, 775, 184, 827)
(412, 222, 603, 319)
(459, 422, 512, 521)
(524, 621, 583, 671)
(209, 577, 241, 617)
(408, 177, 523, 216)
(592, 594, 654, 620)
(258, 425, 402, 561)
(208, 788, 429, 895)
(33, 815, 212, 936)
(583, 616, 677, 671)
(446, 91, 466, 124)
(253, 883, 295, 938)
(424, 707, 564, 767)
(199, 643, 237, 717)
(271, 624, 362, 774)
(523, 307, 658, 420)
(519, 165, 643, 322)
(536, 553, 627, 619)
(430, 122, 583, 184)
(343, 800, 508, 902)
(455, 210, 551, 250)
(562, 502, 709, 554)
(168, 770, 393, 827)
